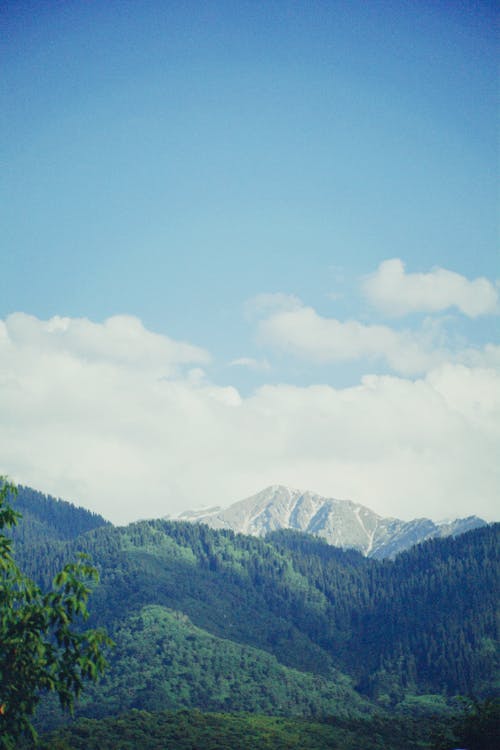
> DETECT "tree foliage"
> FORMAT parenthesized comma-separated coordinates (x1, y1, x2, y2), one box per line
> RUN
(0, 478, 112, 748)
(36, 708, 433, 750)
(6, 484, 499, 744)
(430, 697, 500, 750)
(8, 485, 109, 546)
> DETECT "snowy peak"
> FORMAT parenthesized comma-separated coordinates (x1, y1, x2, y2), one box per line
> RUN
(176, 485, 487, 559)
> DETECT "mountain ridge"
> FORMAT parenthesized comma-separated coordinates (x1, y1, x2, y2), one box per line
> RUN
(175, 485, 486, 559)
(4, 480, 498, 742)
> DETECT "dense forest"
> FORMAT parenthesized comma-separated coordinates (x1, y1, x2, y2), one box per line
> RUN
(28, 698, 498, 750)
(6, 486, 499, 748)
(31, 708, 447, 750)
(8, 485, 109, 544)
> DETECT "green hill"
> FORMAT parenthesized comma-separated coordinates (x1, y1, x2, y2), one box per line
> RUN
(36, 708, 436, 750)
(8, 486, 499, 742)
(8, 485, 109, 544)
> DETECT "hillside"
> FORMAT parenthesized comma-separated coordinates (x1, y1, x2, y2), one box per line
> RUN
(8, 485, 109, 545)
(35, 709, 438, 750)
(6, 485, 499, 746)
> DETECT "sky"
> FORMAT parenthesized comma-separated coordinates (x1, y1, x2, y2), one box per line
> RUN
(1, 0, 498, 525)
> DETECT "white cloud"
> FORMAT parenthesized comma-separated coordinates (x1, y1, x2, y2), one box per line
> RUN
(362, 258, 499, 317)
(255, 298, 499, 376)
(0, 313, 498, 525)
(462, 343, 500, 369)
(244, 292, 302, 318)
(229, 357, 271, 371)
(3, 312, 210, 374)
(256, 303, 446, 375)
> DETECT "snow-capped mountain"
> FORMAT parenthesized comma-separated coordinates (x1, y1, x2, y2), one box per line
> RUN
(176, 485, 486, 559)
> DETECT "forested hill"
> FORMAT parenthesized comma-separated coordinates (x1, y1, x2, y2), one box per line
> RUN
(8, 485, 110, 545)
(268, 526, 499, 698)
(7, 486, 499, 742)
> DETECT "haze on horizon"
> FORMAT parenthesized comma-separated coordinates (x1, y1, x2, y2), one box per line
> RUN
(1, 1, 498, 525)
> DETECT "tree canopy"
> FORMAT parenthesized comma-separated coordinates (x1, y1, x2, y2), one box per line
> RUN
(0, 478, 111, 748)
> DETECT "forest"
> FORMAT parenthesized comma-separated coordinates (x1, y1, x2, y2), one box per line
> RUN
(5, 485, 499, 749)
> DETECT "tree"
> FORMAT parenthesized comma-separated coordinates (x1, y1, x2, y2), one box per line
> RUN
(431, 697, 500, 750)
(0, 478, 112, 748)
(453, 697, 500, 750)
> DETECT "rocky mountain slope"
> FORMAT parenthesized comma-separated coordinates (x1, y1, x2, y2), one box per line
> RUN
(176, 485, 486, 558)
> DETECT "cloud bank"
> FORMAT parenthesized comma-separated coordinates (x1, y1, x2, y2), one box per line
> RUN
(362, 258, 499, 317)
(254, 299, 498, 376)
(1, 311, 498, 524)
(256, 303, 441, 375)
(2, 312, 210, 373)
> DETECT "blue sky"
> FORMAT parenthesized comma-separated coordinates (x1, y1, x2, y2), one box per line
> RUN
(1, 1, 498, 523)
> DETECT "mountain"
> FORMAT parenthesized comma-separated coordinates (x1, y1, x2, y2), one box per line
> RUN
(19, 508, 497, 714)
(9, 484, 110, 545)
(176, 485, 487, 558)
(5, 484, 498, 749)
